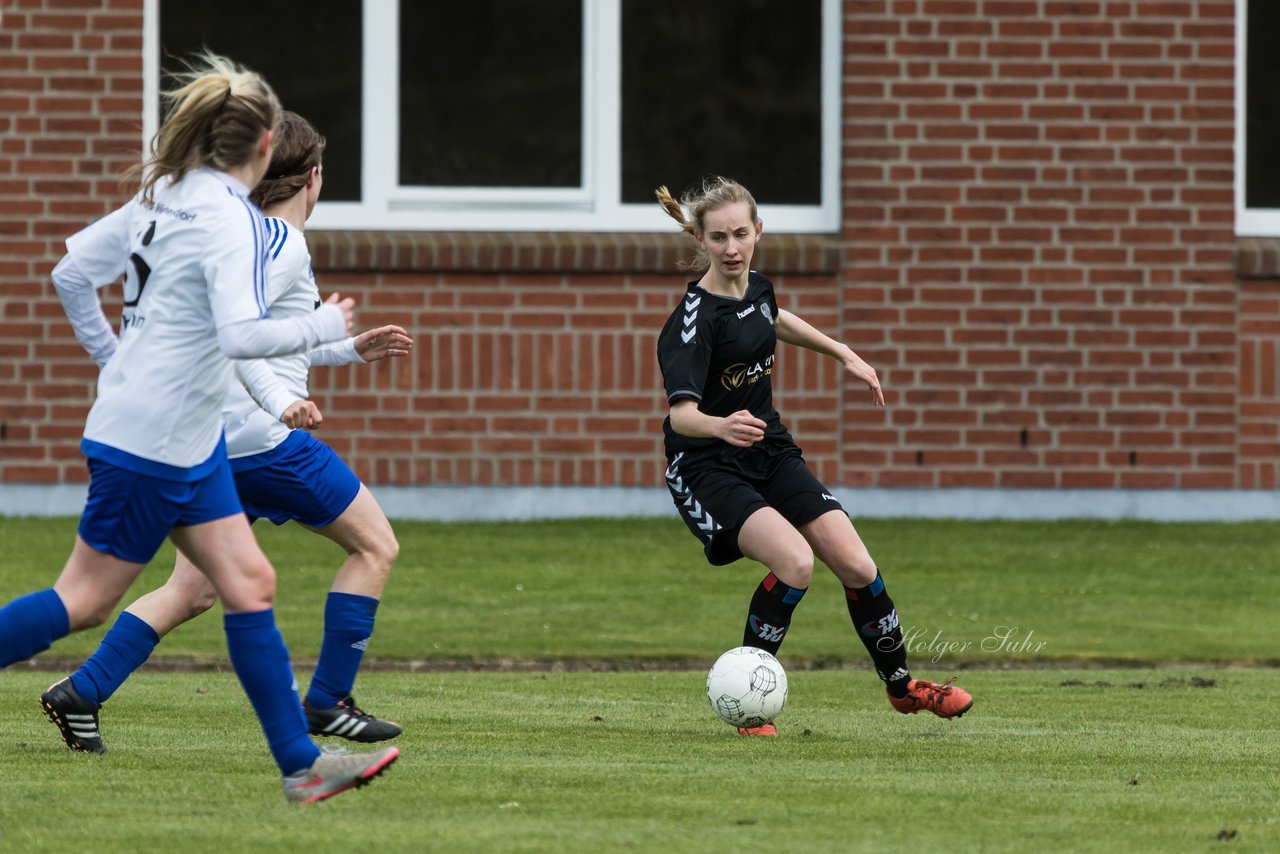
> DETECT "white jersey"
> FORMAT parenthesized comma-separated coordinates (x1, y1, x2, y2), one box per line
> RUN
(70, 168, 270, 476)
(223, 218, 317, 459)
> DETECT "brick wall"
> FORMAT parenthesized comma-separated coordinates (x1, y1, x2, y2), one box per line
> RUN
(0, 0, 145, 484)
(300, 234, 844, 488)
(1, 0, 1275, 493)
(841, 0, 1254, 489)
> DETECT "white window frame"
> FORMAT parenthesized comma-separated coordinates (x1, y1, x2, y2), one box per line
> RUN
(1237, 0, 1280, 235)
(143, 0, 841, 233)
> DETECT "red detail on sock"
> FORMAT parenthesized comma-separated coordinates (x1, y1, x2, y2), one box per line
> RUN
(761, 572, 779, 592)
(844, 587, 860, 601)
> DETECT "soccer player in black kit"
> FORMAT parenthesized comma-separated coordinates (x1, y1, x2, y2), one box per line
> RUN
(655, 177, 973, 735)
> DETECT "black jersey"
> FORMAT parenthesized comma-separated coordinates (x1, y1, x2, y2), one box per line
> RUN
(656, 272, 793, 458)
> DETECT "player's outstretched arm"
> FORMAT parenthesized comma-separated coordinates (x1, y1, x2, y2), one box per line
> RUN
(775, 309, 884, 407)
(354, 325, 413, 362)
(217, 293, 354, 360)
(310, 324, 413, 367)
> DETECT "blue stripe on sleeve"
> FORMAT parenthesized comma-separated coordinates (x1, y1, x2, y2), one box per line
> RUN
(236, 195, 270, 319)
(265, 218, 289, 260)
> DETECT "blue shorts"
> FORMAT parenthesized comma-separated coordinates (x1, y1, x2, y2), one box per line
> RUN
(78, 454, 243, 564)
(230, 430, 360, 528)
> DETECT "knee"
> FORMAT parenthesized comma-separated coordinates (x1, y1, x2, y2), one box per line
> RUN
(250, 559, 278, 599)
(186, 586, 219, 620)
(833, 556, 878, 588)
(67, 600, 113, 631)
(771, 544, 815, 588)
(374, 532, 399, 575)
(355, 531, 399, 584)
(224, 557, 277, 611)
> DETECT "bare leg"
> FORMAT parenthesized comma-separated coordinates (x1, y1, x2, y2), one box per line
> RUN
(732, 508, 813, 656)
(124, 550, 219, 638)
(0, 536, 143, 670)
(735, 507, 813, 588)
(300, 485, 401, 732)
(797, 509, 878, 587)
(168, 514, 320, 776)
(47, 551, 217, 740)
(800, 509, 912, 697)
(167, 514, 274, 613)
(307, 485, 399, 598)
(53, 536, 147, 631)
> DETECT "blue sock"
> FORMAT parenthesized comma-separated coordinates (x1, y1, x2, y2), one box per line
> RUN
(306, 592, 379, 709)
(224, 609, 319, 776)
(69, 611, 160, 707)
(0, 588, 70, 668)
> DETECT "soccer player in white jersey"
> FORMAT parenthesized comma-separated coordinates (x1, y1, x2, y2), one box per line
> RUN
(43, 112, 410, 752)
(0, 55, 398, 802)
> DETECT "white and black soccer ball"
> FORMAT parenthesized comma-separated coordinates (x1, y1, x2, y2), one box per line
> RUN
(705, 646, 788, 728)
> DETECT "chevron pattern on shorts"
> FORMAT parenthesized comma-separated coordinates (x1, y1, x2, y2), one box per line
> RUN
(665, 452, 722, 536)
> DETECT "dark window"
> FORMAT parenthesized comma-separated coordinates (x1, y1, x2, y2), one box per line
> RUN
(159, 0, 362, 202)
(1247, 0, 1280, 208)
(619, 0, 823, 205)
(398, 1, 583, 188)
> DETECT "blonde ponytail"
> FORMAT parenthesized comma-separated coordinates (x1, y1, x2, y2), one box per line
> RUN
(134, 52, 281, 204)
(654, 176, 759, 271)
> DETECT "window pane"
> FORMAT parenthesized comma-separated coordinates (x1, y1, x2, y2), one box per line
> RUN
(399, 1, 582, 188)
(1247, 0, 1280, 208)
(159, 0, 362, 202)
(620, 0, 822, 206)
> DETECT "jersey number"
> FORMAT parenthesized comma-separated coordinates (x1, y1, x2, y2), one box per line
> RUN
(123, 220, 156, 307)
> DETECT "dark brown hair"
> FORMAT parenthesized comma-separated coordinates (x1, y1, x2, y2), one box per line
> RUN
(249, 111, 326, 209)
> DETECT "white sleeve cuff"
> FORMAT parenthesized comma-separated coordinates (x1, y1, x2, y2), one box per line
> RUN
(52, 254, 118, 368)
(308, 336, 361, 366)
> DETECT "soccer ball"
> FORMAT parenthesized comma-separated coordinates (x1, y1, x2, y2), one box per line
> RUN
(705, 646, 788, 728)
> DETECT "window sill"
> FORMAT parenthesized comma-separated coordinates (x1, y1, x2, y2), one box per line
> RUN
(1236, 238, 1280, 280)
(306, 231, 842, 276)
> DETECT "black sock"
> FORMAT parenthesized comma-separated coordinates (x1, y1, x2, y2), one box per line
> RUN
(844, 571, 911, 697)
(742, 572, 807, 656)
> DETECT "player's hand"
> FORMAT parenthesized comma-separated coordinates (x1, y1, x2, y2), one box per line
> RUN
(843, 350, 885, 407)
(717, 410, 767, 447)
(354, 325, 413, 362)
(324, 292, 356, 336)
(280, 399, 323, 430)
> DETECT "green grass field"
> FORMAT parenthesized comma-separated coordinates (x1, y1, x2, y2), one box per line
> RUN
(0, 516, 1277, 852)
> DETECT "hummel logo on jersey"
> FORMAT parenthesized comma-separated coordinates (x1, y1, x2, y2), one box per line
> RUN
(736, 304, 755, 320)
(821, 493, 837, 502)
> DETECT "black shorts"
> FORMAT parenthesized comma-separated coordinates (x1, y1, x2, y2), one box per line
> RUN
(664, 440, 845, 566)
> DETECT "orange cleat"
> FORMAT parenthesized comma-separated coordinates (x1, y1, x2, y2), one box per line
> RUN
(737, 722, 778, 737)
(888, 678, 973, 719)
